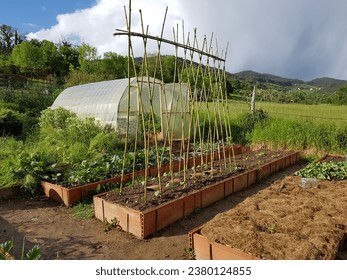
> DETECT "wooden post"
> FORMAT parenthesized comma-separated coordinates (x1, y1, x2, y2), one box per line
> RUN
(251, 85, 256, 114)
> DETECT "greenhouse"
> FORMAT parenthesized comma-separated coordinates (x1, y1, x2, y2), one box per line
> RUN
(51, 77, 190, 139)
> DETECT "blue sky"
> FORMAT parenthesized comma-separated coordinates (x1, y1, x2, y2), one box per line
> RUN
(1, 0, 347, 81)
(0, 0, 96, 33)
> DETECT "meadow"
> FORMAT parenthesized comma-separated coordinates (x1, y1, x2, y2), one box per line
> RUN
(226, 101, 347, 123)
(199, 101, 347, 155)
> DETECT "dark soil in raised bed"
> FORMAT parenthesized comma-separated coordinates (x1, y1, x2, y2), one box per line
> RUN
(102, 149, 294, 211)
(200, 175, 347, 260)
(319, 154, 346, 163)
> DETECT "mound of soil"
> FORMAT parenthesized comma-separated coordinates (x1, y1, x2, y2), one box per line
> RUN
(102, 149, 293, 211)
(201, 176, 347, 260)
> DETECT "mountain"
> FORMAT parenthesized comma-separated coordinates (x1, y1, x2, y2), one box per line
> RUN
(230, 70, 304, 87)
(229, 70, 347, 92)
(307, 77, 347, 92)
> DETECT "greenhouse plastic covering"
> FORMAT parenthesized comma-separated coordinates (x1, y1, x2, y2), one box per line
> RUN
(51, 77, 190, 138)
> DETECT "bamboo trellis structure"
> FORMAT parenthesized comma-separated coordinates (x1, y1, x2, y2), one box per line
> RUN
(116, 0, 235, 201)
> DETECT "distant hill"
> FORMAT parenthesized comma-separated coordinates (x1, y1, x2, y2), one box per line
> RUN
(307, 77, 347, 92)
(230, 70, 304, 87)
(229, 70, 347, 92)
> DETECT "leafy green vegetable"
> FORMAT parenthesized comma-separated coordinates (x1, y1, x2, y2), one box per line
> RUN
(295, 161, 347, 180)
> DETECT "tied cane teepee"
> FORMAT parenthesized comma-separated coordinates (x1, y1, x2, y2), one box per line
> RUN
(115, 1, 236, 201)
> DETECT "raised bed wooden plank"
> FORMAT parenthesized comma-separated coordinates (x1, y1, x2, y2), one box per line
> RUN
(233, 172, 248, 192)
(94, 151, 300, 238)
(201, 181, 225, 208)
(189, 227, 260, 260)
(189, 227, 212, 260)
(211, 242, 260, 260)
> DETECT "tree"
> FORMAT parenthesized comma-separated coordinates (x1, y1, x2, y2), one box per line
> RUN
(41, 40, 59, 69)
(334, 85, 347, 105)
(11, 40, 44, 69)
(55, 39, 79, 80)
(0, 24, 24, 55)
(77, 43, 100, 73)
(101, 52, 128, 79)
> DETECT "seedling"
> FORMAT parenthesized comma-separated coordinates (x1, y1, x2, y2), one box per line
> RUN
(184, 247, 196, 260)
(104, 218, 120, 232)
(266, 224, 276, 234)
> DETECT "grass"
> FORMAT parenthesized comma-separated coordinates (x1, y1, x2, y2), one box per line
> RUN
(219, 101, 347, 124)
(198, 101, 347, 155)
(71, 202, 94, 220)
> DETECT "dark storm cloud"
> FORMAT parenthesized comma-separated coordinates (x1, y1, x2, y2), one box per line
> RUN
(177, 0, 347, 80)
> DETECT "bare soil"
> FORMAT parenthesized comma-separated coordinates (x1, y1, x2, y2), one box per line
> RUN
(201, 176, 347, 260)
(103, 149, 293, 211)
(1, 165, 303, 260)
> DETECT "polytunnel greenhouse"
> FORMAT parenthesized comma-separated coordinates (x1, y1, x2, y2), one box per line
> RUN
(51, 77, 190, 139)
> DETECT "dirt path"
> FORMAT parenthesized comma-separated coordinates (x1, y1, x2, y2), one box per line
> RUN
(0, 165, 303, 260)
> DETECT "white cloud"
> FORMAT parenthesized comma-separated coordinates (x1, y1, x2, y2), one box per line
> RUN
(28, 0, 183, 57)
(24, 23, 41, 28)
(175, 0, 347, 80)
(28, 0, 347, 80)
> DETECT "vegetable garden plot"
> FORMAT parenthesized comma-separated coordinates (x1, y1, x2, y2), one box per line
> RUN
(93, 149, 300, 238)
(189, 157, 347, 260)
(41, 145, 245, 206)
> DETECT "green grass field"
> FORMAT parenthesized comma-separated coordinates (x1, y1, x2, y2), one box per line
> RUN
(225, 101, 347, 124)
(198, 101, 347, 155)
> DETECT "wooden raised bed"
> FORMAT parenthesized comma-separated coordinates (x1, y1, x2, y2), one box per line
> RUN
(189, 225, 346, 260)
(189, 227, 260, 260)
(41, 145, 246, 206)
(317, 153, 346, 163)
(189, 174, 347, 260)
(93, 150, 300, 238)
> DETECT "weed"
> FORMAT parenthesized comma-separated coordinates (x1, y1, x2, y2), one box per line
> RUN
(266, 224, 276, 234)
(104, 218, 121, 232)
(72, 202, 94, 220)
(184, 247, 195, 260)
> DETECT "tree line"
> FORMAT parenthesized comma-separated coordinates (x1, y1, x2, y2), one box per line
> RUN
(1, 23, 346, 104)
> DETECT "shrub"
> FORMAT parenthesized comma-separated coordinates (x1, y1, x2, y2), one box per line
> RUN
(0, 108, 23, 136)
(231, 109, 269, 144)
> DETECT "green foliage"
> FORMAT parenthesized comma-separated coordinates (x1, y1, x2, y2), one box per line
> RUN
(0, 108, 23, 136)
(227, 71, 347, 105)
(12, 151, 54, 196)
(251, 116, 347, 154)
(24, 244, 41, 260)
(231, 109, 269, 145)
(65, 51, 130, 86)
(0, 240, 41, 260)
(103, 217, 120, 232)
(39, 107, 76, 130)
(0, 81, 59, 137)
(332, 85, 347, 105)
(184, 247, 196, 260)
(295, 161, 347, 180)
(11, 40, 44, 69)
(0, 24, 24, 55)
(72, 202, 94, 220)
(140, 112, 161, 134)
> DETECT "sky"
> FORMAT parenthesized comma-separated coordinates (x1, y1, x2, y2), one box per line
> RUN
(1, 0, 347, 81)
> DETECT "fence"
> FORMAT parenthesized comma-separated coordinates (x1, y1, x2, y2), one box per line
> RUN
(0, 65, 56, 91)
